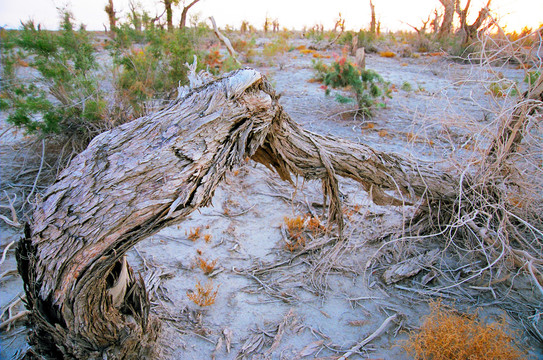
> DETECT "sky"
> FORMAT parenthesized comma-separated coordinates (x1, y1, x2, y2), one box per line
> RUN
(0, 0, 541, 33)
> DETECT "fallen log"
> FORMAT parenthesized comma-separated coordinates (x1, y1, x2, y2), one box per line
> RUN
(15, 67, 538, 358)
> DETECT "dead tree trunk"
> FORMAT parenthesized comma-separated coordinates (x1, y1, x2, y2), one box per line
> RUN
(369, 0, 376, 34)
(456, 0, 491, 44)
(209, 16, 241, 65)
(179, 0, 201, 29)
(16, 68, 539, 358)
(439, 0, 455, 37)
(104, 0, 116, 36)
(17, 69, 280, 359)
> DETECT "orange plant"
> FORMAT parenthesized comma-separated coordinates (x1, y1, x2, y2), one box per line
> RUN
(379, 51, 396, 58)
(204, 45, 223, 71)
(300, 48, 316, 55)
(283, 214, 325, 252)
(197, 256, 217, 275)
(187, 281, 219, 306)
(400, 302, 525, 360)
(187, 227, 201, 241)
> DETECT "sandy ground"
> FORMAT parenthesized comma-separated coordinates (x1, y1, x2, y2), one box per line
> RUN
(1, 36, 542, 359)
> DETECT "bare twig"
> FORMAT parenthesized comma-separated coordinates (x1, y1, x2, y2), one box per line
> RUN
(25, 139, 45, 205)
(0, 191, 21, 228)
(338, 313, 398, 360)
(208, 16, 241, 65)
(0, 310, 30, 330)
(0, 240, 16, 265)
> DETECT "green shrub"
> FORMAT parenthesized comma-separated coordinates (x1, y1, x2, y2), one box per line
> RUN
(401, 81, 412, 92)
(262, 37, 289, 58)
(524, 70, 540, 87)
(111, 27, 202, 116)
(0, 12, 111, 143)
(315, 52, 391, 117)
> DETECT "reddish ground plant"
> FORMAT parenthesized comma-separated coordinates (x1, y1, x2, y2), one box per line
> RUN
(186, 281, 219, 307)
(187, 227, 201, 241)
(283, 214, 326, 252)
(400, 302, 526, 360)
(196, 257, 217, 275)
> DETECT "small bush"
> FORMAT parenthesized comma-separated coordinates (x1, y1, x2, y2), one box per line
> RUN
(379, 51, 396, 58)
(524, 70, 540, 87)
(111, 27, 201, 117)
(283, 214, 325, 252)
(187, 281, 218, 306)
(401, 81, 412, 92)
(315, 51, 391, 117)
(262, 37, 289, 58)
(487, 79, 519, 98)
(401, 302, 526, 360)
(1, 12, 111, 145)
(187, 227, 202, 241)
(196, 257, 217, 275)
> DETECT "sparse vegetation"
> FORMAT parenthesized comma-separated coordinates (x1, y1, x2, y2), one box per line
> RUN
(1, 3, 542, 360)
(283, 214, 325, 252)
(401, 302, 526, 360)
(314, 50, 391, 117)
(186, 280, 219, 306)
(0, 12, 111, 147)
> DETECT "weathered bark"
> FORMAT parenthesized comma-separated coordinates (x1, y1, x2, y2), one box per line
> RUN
(456, 0, 491, 44)
(438, 0, 455, 37)
(104, 0, 116, 35)
(179, 0, 201, 29)
(369, 0, 376, 34)
(17, 68, 463, 358)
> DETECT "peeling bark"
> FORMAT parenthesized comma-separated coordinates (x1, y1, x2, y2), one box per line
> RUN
(17, 68, 464, 358)
(439, 0, 455, 37)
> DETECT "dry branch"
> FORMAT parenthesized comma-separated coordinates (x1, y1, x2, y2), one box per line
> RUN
(338, 313, 398, 360)
(209, 16, 241, 65)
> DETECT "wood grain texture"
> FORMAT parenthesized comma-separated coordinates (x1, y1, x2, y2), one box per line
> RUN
(17, 68, 465, 358)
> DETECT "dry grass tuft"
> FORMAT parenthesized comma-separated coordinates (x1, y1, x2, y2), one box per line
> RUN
(283, 214, 325, 252)
(187, 227, 201, 241)
(196, 256, 217, 275)
(401, 302, 526, 360)
(186, 281, 219, 307)
(379, 51, 396, 58)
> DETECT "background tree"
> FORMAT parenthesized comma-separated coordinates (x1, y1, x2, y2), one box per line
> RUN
(179, 0, 201, 29)
(438, 0, 455, 37)
(369, 0, 376, 34)
(264, 15, 271, 33)
(163, 0, 174, 30)
(104, 0, 117, 35)
(128, 0, 142, 32)
(431, 9, 442, 34)
(456, 0, 492, 44)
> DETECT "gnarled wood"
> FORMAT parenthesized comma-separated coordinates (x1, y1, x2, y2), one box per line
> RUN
(17, 68, 466, 358)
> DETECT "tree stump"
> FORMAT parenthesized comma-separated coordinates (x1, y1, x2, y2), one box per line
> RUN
(355, 48, 366, 70)
(16, 68, 475, 358)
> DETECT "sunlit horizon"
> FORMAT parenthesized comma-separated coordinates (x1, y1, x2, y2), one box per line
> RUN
(0, 0, 541, 34)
